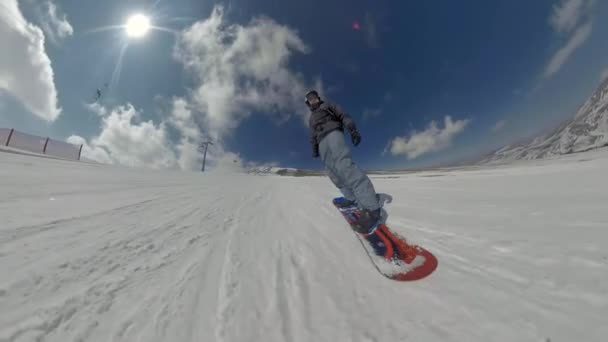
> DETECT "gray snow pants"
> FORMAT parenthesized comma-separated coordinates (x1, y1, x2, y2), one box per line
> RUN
(319, 130, 381, 211)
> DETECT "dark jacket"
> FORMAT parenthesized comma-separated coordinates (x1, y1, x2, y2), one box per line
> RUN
(308, 102, 357, 156)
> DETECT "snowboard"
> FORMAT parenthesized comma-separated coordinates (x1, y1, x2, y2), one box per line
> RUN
(333, 197, 438, 281)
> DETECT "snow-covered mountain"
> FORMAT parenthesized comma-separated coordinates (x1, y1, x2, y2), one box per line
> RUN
(481, 77, 608, 164)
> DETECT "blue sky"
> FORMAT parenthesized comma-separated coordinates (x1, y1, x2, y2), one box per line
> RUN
(1, 0, 608, 171)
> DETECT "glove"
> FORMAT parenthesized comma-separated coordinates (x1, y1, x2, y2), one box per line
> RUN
(351, 130, 361, 146)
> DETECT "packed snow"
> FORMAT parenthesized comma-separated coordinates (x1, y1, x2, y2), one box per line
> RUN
(1, 148, 607, 342)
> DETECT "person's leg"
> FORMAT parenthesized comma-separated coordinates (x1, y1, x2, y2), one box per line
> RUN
(325, 165, 357, 202)
(320, 130, 380, 211)
(319, 134, 357, 202)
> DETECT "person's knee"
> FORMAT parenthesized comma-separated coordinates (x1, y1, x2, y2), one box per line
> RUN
(338, 162, 361, 182)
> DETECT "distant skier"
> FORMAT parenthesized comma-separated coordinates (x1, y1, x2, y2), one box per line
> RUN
(305, 90, 382, 233)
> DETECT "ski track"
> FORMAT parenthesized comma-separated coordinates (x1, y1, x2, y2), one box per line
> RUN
(1, 150, 608, 341)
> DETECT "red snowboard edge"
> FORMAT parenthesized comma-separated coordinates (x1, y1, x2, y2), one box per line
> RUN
(389, 247, 438, 281)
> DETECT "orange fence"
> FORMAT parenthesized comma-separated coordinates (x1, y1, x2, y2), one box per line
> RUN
(0, 128, 83, 161)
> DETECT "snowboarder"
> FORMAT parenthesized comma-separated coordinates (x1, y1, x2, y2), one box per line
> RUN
(305, 90, 382, 233)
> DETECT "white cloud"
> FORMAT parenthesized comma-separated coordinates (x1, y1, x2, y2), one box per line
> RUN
(543, 0, 595, 78)
(544, 22, 592, 78)
(66, 135, 112, 164)
(69, 104, 178, 169)
(173, 6, 313, 141)
(37, 1, 73, 44)
(0, 0, 61, 121)
(74, 99, 259, 172)
(85, 102, 108, 117)
(168, 97, 204, 171)
(550, 0, 588, 33)
(492, 120, 506, 132)
(386, 116, 470, 159)
(72, 6, 315, 172)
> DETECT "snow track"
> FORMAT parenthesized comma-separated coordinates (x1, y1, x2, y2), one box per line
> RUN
(1, 150, 607, 341)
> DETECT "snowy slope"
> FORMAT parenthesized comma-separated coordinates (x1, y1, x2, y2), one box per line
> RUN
(1, 150, 607, 342)
(482, 77, 608, 164)
(246, 166, 323, 177)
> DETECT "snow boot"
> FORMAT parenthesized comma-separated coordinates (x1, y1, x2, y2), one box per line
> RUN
(333, 197, 358, 209)
(352, 208, 382, 234)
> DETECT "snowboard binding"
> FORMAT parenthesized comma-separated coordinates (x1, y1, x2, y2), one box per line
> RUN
(332, 197, 438, 281)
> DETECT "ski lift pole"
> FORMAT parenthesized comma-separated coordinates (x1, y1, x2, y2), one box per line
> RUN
(202, 144, 208, 172)
(199, 140, 214, 172)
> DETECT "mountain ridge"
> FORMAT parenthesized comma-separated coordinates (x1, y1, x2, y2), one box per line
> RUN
(480, 76, 608, 164)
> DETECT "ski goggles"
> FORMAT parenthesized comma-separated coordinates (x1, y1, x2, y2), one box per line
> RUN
(305, 92, 319, 102)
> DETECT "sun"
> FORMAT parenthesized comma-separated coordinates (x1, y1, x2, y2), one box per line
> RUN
(125, 14, 150, 38)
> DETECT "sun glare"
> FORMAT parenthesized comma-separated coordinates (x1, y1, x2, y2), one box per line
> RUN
(125, 14, 150, 38)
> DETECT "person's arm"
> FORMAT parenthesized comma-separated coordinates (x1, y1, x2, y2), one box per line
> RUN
(328, 103, 361, 146)
(328, 103, 357, 132)
(309, 118, 320, 158)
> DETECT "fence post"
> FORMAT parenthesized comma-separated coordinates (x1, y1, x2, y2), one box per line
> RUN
(42, 137, 50, 154)
(6, 128, 14, 146)
(77, 144, 83, 161)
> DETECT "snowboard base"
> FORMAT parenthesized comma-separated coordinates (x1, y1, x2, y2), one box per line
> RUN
(333, 197, 438, 281)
